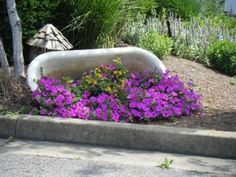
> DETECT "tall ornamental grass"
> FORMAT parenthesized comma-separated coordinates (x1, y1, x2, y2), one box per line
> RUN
(65, 0, 156, 49)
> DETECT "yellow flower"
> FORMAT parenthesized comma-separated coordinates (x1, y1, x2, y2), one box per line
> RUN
(87, 79, 92, 84)
(91, 79, 97, 85)
(96, 73, 102, 78)
(122, 70, 127, 75)
(113, 70, 119, 75)
(121, 80, 126, 88)
(113, 58, 122, 64)
(105, 86, 112, 92)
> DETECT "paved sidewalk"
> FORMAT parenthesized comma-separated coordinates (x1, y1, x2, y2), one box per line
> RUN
(0, 139, 235, 177)
(1, 115, 235, 158)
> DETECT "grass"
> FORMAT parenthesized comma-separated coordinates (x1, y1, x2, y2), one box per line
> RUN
(159, 158, 174, 169)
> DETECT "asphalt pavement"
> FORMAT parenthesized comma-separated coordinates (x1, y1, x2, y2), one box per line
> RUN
(0, 139, 235, 177)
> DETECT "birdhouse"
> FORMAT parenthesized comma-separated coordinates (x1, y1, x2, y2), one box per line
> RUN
(27, 24, 73, 61)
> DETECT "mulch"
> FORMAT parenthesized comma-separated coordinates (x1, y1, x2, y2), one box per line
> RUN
(154, 56, 236, 131)
(0, 56, 235, 131)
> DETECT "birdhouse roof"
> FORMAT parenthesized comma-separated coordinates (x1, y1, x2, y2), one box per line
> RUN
(27, 24, 73, 50)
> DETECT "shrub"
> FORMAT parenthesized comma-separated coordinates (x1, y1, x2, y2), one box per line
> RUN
(138, 32, 173, 59)
(31, 59, 203, 122)
(123, 13, 236, 64)
(208, 40, 236, 76)
(155, 0, 223, 19)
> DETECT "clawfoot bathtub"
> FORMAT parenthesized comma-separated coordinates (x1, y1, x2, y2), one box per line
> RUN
(27, 47, 166, 91)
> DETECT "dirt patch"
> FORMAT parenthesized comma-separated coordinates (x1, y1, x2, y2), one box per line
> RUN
(0, 73, 33, 114)
(0, 56, 235, 131)
(156, 56, 236, 131)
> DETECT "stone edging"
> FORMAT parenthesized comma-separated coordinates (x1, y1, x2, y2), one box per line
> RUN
(0, 114, 235, 159)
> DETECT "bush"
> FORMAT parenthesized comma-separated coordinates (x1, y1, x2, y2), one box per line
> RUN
(155, 0, 223, 19)
(138, 32, 173, 59)
(122, 10, 236, 64)
(207, 40, 236, 76)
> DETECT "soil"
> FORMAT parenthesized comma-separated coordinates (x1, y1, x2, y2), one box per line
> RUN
(157, 56, 236, 131)
(0, 56, 235, 131)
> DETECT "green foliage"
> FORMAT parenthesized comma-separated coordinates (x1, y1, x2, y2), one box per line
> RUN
(159, 158, 174, 169)
(155, 0, 223, 19)
(173, 40, 208, 64)
(63, 77, 83, 102)
(17, 0, 59, 40)
(173, 15, 236, 64)
(208, 40, 236, 76)
(230, 76, 236, 85)
(138, 32, 173, 59)
(184, 15, 236, 35)
(0, 0, 61, 62)
(122, 10, 236, 64)
(135, 0, 157, 13)
(65, 0, 155, 49)
(70, 58, 128, 97)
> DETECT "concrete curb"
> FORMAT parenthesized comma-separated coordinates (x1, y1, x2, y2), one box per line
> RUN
(0, 114, 236, 159)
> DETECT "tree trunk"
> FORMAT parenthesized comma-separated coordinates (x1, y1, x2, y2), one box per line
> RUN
(6, 0, 25, 79)
(0, 39, 11, 78)
(0, 38, 11, 99)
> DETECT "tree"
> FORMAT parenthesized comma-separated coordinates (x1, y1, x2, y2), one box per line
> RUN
(0, 39, 11, 78)
(0, 38, 11, 99)
(6, 0, 25, 79)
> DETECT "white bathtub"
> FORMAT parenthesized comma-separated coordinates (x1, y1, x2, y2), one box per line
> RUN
(27, 47, 166, 91)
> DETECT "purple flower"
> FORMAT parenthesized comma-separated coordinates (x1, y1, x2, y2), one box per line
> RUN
(44, 98, 52, 105)
(55, 94, 64, 106)
(129, 102, 136, 108)
(162, 109, 173, 118)
(32, 68, 203, 122)
(100, 64, 106, 68)
(155, 105, 163, 112)
(109, 64, 115, 70)
(144, 111, 154, 118)
(95, 108, 102, 118)
(173, 107, 182, 116)
(101, 73, 107, 78)
(32, 89, 41, 100)
(111, 112, 120, 122)
(186, 81, 194, 86)
(130, 109, 142, 117)
(40, 109, 47, 115)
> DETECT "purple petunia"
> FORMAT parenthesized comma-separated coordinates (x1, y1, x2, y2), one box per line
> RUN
(31, 66, 203, 122)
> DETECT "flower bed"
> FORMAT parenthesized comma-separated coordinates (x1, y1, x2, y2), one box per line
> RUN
(31, 58, 203, 122)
